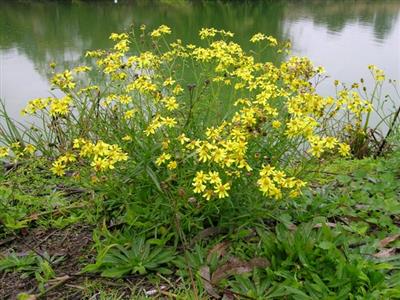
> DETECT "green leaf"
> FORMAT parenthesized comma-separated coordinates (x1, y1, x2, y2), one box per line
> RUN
(318, 241, 334, 250)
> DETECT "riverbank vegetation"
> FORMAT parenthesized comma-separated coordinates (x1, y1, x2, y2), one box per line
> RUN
(0, 26, 399, 299)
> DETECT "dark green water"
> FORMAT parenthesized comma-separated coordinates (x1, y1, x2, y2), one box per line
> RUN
(0, 0, 399, 123)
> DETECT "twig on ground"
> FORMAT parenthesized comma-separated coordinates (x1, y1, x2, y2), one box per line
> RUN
(37, 275, 72, 299)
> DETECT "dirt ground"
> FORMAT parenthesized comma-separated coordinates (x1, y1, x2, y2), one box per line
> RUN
(0, 224, 93, 300)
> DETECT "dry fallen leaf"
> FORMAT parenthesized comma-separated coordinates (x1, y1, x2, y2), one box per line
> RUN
(207, 241, 230, 263)
(211, 257, 270, 285)
(314, 222, 337, 229)
(373, 248, 397, 258)
(190, 227, 225, 246)
(378, 234, 400, 248)
(200, 266, 221, 299)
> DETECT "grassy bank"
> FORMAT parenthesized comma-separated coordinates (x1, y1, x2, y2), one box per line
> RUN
(1, 149, 399, 299)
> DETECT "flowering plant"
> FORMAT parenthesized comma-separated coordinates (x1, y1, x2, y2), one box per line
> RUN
(2, 26, 376, 204)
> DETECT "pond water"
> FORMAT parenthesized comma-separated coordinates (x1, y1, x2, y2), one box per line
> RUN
(0, 0, 399, 126)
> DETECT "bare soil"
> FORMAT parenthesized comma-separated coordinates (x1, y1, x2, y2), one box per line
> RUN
(0, 224, 93, 300)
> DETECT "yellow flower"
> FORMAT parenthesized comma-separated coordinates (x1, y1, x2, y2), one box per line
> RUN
(212, 148, 226, 163)
(199, 28, 217, 39)
(272, 120, 281, 128)
(144, 117, 163, 136)
(73, 66, 91, 73)
(49, 96, 72, 116)
(192, 181, 206, 194)
(163, 77, 176, 86)
(119, 95, 132, 104)
(124, 109, 137, 120)
(114, 39, 130, 52)
(0, 146, 9, 158)
(10, 142, 21, 150)
(51, 161, 66, 176)
(60, 152, 76, 163)
(51, 70, 76, 90)
(250, 33, 266, 43)
(109, 32, 129, 41)
(194, 170, 207, 184)
(207, 171, 221, 184)
(257, 176, 275, 196)
(93, 140, 110, 156)
(156, 153, 171, 166)
(324, 137, 338, 149)
(162, 139, 170, 150)
(177, 134, 190, 145)
(80, 143, 94, 157)
(122, 135, 133, 141)
(161, 117, 177, 128)
(151, 25, 171, 38)
(108, 146, 128, 163)
(73, 138, 86, 149)
(202, 189, 214, 201)
(172, 85, 184, 95)
(266, 36, 278, 46)
(22, 97, 50, 115)
(162, 96, 179, 111)
(272, 171, 286, 184)
(23, 144, 36, 155)
(197, 143, 214, 162)
(338, 143, 351, 157)
(91, 157, 112, 172)
(308, 142, 324, 158)
(214, 182, 230, 199)
(260, 164, 275, 176)
(167, 161, 177, 170)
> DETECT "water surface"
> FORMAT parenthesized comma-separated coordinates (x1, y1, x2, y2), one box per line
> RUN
(0, 0, 399, 124)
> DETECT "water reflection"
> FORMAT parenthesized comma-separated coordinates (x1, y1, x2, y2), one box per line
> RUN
(284, 1, 400, 108)
(0, 0, 399, 121)
(285, 0, 400, 41)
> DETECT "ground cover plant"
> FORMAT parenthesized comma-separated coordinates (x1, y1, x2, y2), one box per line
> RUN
(0, 25, 399, 299)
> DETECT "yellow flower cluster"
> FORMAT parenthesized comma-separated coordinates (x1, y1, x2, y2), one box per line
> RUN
(50, 152, 76, 176)
(257, 165, 306, 199)
(97, 52, 125, 76)
(127, 51, 160, 69)
(192, 171, 231, 200)
(144, 115, 177, 136)
(109, 32, 129, 41)
(155, 151, 177, 170)
(22, 96, 73, 117)
(250, 33, 278, 46)
(21, 97, 51, 115)
(73, 65, 91, 73)
(49, 95, 72, 117)
(307, 136, 350, 158)
(0, 143, 36, 159)
(126, 75, 157, 94)
(199, 28, 234, 40)
(50, 139, 128, 176)
(368, 65, 385, 82)
(51, 70, 76, 90)
(150, 25, 171, 38)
